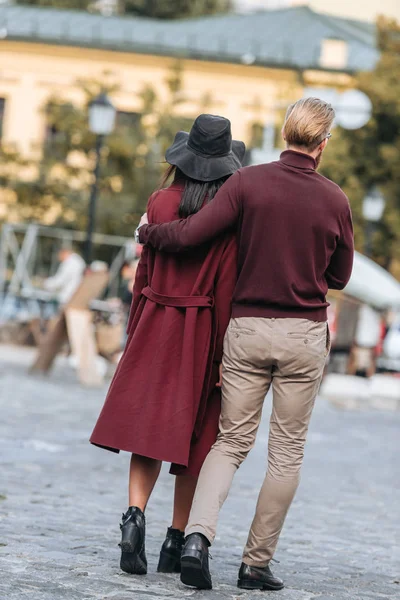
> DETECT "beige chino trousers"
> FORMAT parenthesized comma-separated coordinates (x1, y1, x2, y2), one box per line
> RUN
(186, 317, 330, 567)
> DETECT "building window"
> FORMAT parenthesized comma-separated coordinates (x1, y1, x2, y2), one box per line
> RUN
(320, 39, 348, 70)
(43, 101, 71, 157)
(43, 121, 68, 161)
(45, 123, 60, 145)
(249, 122, 264, 149)
(0, 98, 6, 141)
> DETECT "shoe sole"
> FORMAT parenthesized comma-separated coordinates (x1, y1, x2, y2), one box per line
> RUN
(120, 541, 147, 575)
(181, 555, 212, 590)
(237, 578, 284, 591)
(157, 550, 181, 573)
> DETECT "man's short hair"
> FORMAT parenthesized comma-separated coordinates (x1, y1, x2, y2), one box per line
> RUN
(282, 97, 335, 151)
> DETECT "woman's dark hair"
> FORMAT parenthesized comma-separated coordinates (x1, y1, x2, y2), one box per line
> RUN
(159, 165, 230, 218)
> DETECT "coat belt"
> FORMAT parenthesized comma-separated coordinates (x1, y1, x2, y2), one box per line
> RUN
(142, 286, 214, 308)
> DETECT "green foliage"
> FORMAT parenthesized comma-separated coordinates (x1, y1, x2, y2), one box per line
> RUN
(122, 0, 231, 19)
(14, 0, 232, 17)
(0, 63, 197, 236)
(14, 0, 92, 8)
(320, 17, 400, 273)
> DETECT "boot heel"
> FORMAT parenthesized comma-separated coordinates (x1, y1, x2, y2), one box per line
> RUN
(157, 550, 181, 573)
(181, 554, 212, 589)
(181, 548, 202, 563)
(119, 541, 135, 553)
(120, 550, 147, 575)
(237, 578, 264, 590)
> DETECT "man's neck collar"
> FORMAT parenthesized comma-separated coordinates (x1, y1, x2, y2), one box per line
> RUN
(280, 149, 317, 170)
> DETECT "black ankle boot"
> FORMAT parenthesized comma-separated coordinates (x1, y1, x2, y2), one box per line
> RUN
(157, 527, 185, 573)
(180, 533, 212, 590)
(119, 506, 147, 575)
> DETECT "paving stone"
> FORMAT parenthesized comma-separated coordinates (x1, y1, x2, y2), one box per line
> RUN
(0, 345, 399, 600)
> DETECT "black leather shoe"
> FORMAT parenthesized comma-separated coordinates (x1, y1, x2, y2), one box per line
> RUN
(237, 562, 284, 590)
(157, 527, 185, 573)
(119, 506, 147, 575)
(180, 533, 212, 589)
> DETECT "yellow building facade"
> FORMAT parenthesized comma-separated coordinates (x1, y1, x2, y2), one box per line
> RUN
(0, 40, 358, 157)
(0, 5, 377, 159)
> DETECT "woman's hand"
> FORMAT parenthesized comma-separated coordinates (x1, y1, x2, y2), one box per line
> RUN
(135, 213, 149, 243)
(139, 213, 149, 228)
(216, 363, 223, 388)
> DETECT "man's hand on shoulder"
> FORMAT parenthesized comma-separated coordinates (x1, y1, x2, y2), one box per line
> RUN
(137, 173, 241, 251)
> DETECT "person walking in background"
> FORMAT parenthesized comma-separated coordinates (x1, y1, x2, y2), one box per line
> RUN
(44, 246, 86, 305)
(90, 115, 245, 576)
(137, 98, 354, 591)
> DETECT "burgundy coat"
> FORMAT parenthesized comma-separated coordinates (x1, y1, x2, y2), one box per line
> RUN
(90, 182, 237, 474)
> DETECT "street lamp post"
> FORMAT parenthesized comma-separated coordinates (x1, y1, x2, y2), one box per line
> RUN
(362, 187, 385, 258)
(85, 93, 116, 265)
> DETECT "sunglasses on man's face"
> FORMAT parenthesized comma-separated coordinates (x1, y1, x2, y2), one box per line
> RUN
(316, 132, 332, 146)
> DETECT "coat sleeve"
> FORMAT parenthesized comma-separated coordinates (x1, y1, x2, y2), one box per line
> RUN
(213, 236, 238, 363)
(139, 170, 242, 252)
(325, 202, 354, 290)
(126, 193, 158, 335)
(126, 245, 149, 336)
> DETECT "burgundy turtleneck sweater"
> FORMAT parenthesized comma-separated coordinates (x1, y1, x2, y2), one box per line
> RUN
(139, 150, 354, 322)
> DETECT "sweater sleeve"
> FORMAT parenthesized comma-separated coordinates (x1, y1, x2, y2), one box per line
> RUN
(139, 170, 242, 252)
(325, 202, 354, 290)
(213, 236, 238, 362)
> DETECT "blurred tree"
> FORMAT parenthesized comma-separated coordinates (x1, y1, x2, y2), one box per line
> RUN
(0, 63, 196, 236)
(121, 0, 231, 19)
(320, 16, 400, 274)
(14, 0, 232, 17)
(14, 0, 93, 8)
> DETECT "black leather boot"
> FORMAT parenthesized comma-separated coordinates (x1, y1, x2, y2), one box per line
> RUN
(180, 533, 212, 590)
(119, 506, 147, 575)
(157, 527, 185, 573)
(237, 562, 284, 590)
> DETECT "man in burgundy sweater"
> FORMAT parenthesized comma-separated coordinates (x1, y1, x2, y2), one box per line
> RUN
(137, 98, 354, 591)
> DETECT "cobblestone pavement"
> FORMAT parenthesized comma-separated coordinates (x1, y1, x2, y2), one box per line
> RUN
(1, 346, 399, 600)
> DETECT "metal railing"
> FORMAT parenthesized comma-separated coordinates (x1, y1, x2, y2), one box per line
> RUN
(0, 222, 134, 322)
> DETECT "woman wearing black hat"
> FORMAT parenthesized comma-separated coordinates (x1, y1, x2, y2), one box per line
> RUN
(90, 115, 245, 576)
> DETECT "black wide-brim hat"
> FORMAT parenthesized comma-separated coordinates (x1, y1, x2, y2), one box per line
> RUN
(165, 114, 246, 182)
